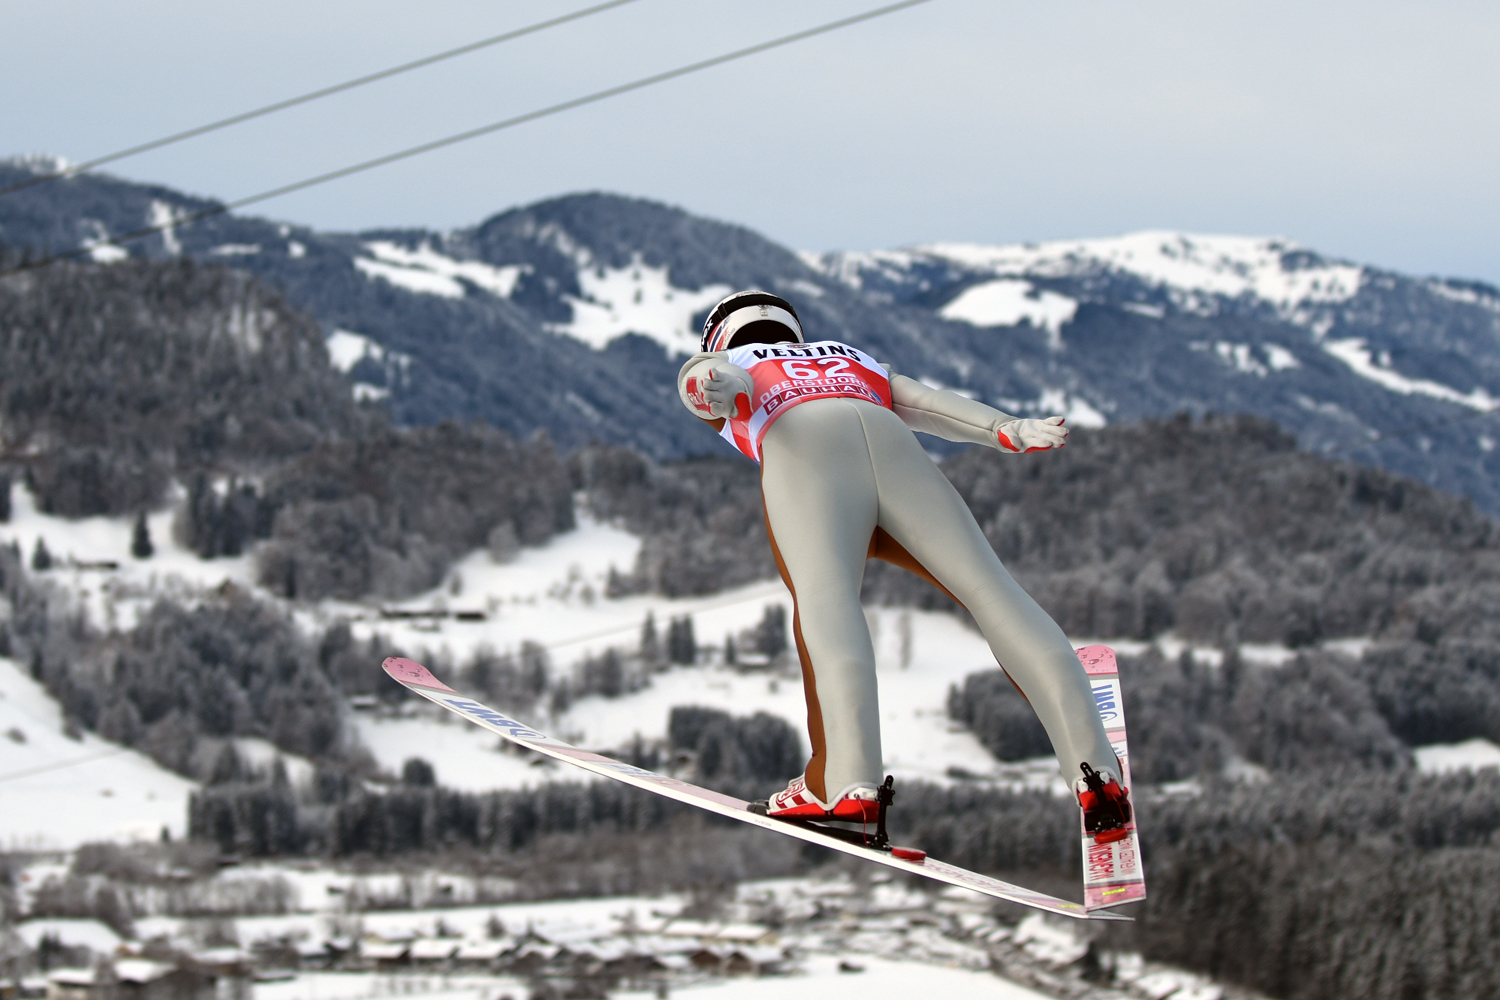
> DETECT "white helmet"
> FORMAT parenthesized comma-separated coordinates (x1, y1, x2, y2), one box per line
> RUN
(700, 290, 804, 353)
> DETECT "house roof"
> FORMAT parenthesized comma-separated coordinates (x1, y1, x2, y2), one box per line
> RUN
(114, 960, 174, 984)
(407, 939, 460, 961)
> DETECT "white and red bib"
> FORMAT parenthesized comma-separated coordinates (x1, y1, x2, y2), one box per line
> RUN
(714, 340, 892, 462)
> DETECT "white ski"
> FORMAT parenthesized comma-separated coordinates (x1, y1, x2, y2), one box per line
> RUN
(1077, 645, 1147, 911)
(382, 656, 1128, 922)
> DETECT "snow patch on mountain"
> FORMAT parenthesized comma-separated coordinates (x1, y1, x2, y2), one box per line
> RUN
(550, 258, 729, 353)
(1204, 341, 1301, 378)
(85, 242, 127, 263)
(1428, 281, 1500, 311)
(938, 279, 1078, 345)
(354, 241, 527, 299)
(147, 200, 185, 256)
(1322, 338, 1499, 411)
(1265, 343, 1301, 371)
(5, 153, 73, 175)
(324, 329, 411, 402)
(921, 231, 1363, 321)
(77, 219, 127, 263)
(996, 388, 1107, 428)
(1413, 738, 1500, 774)
(803, 249, 922, 293)
(325, 329, 381, 372)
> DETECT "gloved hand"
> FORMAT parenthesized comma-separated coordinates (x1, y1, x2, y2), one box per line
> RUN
(683, 362, 752, 420)
(996, 415, 1068, 453)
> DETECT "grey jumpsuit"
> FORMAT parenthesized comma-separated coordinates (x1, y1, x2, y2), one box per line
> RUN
(679, 350, 1117, 804)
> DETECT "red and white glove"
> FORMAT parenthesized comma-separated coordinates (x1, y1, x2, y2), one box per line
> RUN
(683, 362, 752, 420)
(996, 415, 1068, 453)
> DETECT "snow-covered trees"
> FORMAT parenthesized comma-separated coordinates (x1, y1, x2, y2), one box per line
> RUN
(0, 259, 366, 517)
(254, 423, 573, 602)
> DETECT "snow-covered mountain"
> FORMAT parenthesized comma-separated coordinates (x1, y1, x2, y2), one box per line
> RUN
(812, 230, 1500, 413)
(4, 157, 1500, 512)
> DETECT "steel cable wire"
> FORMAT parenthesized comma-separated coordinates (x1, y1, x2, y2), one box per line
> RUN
(0, 0, 647, 198)
(0, 0, 935, 277)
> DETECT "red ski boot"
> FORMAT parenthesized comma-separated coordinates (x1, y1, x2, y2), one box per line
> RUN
(1077, 762, 1132, 845)
(763, 775, 881, 822)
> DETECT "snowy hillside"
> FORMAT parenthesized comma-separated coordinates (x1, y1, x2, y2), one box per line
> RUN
(328, 509, 1042, 793)
(355, 599, 1054, 795)
(1, 480, 258, 630)
(0, 655, 194, 847)
(1, 472, 1039, 825)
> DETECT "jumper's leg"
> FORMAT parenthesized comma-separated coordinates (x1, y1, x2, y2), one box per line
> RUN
(760, 400, 883, 801)
(854, 402, 1118, 783)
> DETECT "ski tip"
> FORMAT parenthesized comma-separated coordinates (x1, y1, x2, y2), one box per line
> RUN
(382, 657, 456, 692)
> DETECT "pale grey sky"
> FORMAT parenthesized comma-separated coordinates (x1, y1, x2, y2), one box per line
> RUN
(6, 1, 1498, 281)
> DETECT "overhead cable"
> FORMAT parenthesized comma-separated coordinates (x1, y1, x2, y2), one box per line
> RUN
(0, 0, 647, 198)
(0, 0, 935, 276)
(0, 748, 131, 785)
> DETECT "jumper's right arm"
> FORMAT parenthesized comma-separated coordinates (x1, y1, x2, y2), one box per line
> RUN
(678, 352, 753, 423)
(888, 373, 1068, 453)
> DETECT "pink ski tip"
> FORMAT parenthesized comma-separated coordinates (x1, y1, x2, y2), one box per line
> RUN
(382, 657, 456, 692)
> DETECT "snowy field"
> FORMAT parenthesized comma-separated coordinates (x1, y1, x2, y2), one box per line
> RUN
(333, 515, 1056, 792)
(0, 655, 195, 848)
(1413, 737, 1500, 774)
(0, 480, 259, 631)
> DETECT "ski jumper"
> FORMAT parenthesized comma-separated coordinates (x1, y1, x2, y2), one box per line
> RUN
(680, 341, 1118, 804)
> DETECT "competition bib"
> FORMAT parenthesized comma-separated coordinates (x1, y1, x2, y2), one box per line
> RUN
(717, 340, 892, 462)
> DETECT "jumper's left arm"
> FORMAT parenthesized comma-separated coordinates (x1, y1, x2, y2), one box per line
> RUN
(887, 372, 1068, 453)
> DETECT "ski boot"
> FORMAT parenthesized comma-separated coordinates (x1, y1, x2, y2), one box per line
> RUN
(1077, 762, 1132, 845)
(761, 775, 881, 822)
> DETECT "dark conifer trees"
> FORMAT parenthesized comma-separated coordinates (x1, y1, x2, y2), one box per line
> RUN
(130, 512, 153, 559)
(666, 616, 696, 665)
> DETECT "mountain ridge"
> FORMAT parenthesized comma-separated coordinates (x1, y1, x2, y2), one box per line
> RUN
(4, 157, 1500, 513)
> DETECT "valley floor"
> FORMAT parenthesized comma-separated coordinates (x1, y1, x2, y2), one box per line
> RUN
(12, 859, 1252, 1000)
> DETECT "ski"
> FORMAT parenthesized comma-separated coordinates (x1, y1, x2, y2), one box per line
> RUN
(382, 656, 1129, 922)
(1076, 645, 1147, 911)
